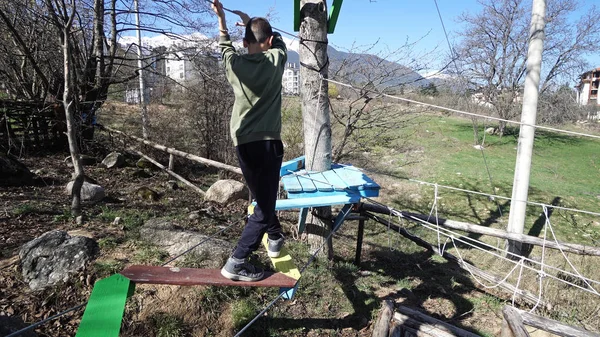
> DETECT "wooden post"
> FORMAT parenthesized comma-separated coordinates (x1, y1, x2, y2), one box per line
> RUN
(168, 153, 175, 171)
(372, 300, 394, 337)
(300, 0, 333, 258)
(502, 306, 531, 337)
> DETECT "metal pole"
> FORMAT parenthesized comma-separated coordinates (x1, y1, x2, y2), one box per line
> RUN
(354, 211, 365, 266)
(134, 0, 149, 139)
(506, 0, 546, 257)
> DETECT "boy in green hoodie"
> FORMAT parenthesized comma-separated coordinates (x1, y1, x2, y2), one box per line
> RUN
(212, 0, 287, 282)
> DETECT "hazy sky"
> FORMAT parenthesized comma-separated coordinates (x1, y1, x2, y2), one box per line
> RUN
(211, 0, 600, 74)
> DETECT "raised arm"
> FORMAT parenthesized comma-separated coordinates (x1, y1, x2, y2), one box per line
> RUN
(212, 0, 236, 64)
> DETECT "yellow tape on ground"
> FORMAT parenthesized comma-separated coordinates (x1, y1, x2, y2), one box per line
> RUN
(262, 234, 301, 280)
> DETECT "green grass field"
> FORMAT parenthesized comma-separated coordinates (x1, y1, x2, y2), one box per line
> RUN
(360, 113, 600, 246)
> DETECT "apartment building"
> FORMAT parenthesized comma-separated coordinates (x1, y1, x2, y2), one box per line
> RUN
(283, 63, 300, 95)
(575, 67, 600, 106)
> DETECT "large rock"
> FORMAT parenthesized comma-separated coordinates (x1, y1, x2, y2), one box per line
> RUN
(0, 153, 34, 187)
(101, 152, 125, 168)
(204, 179, 248, 204)
(140, 218, 232, 268)
(65, 181, 105, 202)
(20, 230, 98, 291)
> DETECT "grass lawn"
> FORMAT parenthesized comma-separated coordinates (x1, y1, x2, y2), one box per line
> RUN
(372, 113, 600, 246)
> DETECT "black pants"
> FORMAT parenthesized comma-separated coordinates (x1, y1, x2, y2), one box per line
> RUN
(232, 140, 284, 259)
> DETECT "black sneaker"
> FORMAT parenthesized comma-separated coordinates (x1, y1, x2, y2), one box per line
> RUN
(267, 234, 284, 258)
(221, 257, 264, 282)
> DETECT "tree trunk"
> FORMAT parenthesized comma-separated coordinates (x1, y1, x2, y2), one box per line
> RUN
(300, 0, 333, 258)
(62, 1, 85, 217)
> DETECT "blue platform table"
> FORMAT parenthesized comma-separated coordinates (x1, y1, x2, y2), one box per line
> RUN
(249, 156, 380, 299)
(278, 156, 379, 235)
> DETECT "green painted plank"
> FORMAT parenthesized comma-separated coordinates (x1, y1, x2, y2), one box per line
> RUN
(294, 0, 301, 31)
(76, 274, 135, 337)
(328, 0, 343, 34)
(309, 172, 334, 192)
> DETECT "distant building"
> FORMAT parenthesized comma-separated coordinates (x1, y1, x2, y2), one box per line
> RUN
(165, 47, 199, 83)
(575, 68, 600, 106)
(282, 63, 300, 95)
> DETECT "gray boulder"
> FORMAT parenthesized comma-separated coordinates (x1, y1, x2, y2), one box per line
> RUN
(20, 230, 98, 291)
(102, 152, 125, 168)
(65, 181, 105, 202)
(204, 179, 248, 204)
(0, 153, 34, 187)
(140, 218, 232, 268)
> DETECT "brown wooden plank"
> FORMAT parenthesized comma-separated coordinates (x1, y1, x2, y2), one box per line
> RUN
(120, 265, 297, 288)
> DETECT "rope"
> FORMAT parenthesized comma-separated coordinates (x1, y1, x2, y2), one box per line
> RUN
(545, 206, 599, 294)
(280, 167, 600, 295)
(529, 207, 549, 312)
(401, 211, 600, 295)
(323, 77, 600, 141)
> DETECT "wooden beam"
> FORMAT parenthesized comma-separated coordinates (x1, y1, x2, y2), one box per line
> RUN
(516, 307, 600, 337)
(105, 126, 242, 175)
(395, 307, 482, 337)
(360, 203, 600, 257)
(392, 312, 462, 337)
(121, 265, 297, 288)
(131, 149, 205, 195)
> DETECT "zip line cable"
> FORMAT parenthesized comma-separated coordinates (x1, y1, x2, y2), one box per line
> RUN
(324, 77, 600, 141)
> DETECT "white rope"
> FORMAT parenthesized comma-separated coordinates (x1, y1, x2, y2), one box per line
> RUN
(401, 212, 600, 295)
(512, 258, 525, 307)
(545, 206, 599, 295)
(323, 77, 600, 141)
(529, 206, 550, 312)
(450, 236, 524, 290)
(282, 166, 600, 294)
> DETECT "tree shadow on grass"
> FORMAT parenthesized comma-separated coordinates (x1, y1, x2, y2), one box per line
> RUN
(252, 240, 486, 336)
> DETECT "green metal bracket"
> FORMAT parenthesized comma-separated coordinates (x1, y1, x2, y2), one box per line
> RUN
(295, 0, 343, 34)
(328, 0, 343, 34)
(76, 274, 135, 337)
(294, 0, 301, 31)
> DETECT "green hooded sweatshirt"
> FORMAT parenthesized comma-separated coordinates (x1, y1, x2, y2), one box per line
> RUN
(219, 32, 288, 146)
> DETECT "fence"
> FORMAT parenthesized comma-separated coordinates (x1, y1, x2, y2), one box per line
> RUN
(0, 100, 66, 153)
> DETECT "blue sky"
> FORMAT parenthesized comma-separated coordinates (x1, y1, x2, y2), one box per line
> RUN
(214, 0, 600, 74)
